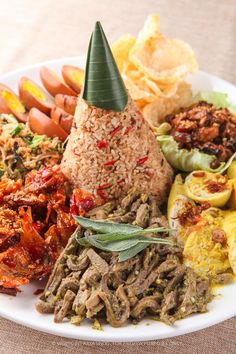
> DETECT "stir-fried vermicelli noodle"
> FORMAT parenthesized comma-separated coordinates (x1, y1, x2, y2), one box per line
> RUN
(0, 114, 64, 180)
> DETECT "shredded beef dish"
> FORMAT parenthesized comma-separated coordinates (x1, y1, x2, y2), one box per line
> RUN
(36, 189, 212, 327)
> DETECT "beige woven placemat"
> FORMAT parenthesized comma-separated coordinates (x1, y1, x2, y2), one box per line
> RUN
(0, 0, 235, 353)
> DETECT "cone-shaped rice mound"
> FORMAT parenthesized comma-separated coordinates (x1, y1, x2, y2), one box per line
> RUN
(61, 95, 173, 204)
(61, 21, 173, 204)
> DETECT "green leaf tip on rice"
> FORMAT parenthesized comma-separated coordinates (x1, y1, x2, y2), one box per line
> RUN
(82, 21, 128, 112)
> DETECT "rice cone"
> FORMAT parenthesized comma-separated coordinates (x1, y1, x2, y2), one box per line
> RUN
(61, 22, 173, 204)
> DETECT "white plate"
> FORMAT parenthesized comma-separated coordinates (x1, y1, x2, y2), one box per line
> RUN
(0, 56, 235, 342)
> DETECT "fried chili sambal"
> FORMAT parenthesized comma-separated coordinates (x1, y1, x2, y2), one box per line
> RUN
(177, 202, 210, 227)
(0, 166, 76, 294)
(167, 102, 236, 167)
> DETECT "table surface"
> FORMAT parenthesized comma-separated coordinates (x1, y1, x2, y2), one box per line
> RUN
(0, 0, 235, 353)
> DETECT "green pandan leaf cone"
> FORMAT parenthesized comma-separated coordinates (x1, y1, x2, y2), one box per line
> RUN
(82, 21, 128, 111)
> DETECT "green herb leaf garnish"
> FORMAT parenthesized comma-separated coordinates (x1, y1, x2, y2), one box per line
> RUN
(82, 21, 128, 112)
(74, 216, 173, 262)
(74, 216, 143, 234)
(10, 124, 23, 137)
(118, 243, 147, 262)
(28, 135, 45, 149)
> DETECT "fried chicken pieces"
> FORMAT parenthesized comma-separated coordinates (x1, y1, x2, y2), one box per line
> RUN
(0, 167, 76, 295)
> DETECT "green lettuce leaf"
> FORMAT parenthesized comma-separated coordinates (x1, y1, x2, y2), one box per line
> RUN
(157, 135, 235, 173)
(193, 91, 236, 115)
(229, 105, 236, 115)
(155, 122, 171, 135)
